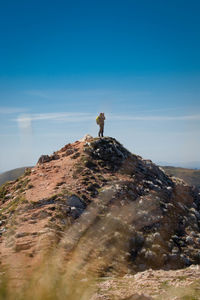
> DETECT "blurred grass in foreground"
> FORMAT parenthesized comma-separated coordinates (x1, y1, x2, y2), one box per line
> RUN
(0, 188, 131, 300)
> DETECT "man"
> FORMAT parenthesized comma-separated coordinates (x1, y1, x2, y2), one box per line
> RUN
(96, 113, 105, 138)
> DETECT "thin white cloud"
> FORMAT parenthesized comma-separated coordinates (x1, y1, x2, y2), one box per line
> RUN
(23, 90, 49, 98)
(13, 112, 200, 125)
(108, 114, 200, 121)
(23, 88, 113, 99)
(16, 112, 95, 123)
(23, 88, 152, 100)
(0, 107, 27, 114)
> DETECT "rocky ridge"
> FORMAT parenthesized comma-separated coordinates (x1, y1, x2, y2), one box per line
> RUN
(0, 135, 200, 281)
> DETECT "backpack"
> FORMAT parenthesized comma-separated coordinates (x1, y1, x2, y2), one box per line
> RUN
(96, 116, 100, 125)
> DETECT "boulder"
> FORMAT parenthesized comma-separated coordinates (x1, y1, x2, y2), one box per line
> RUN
(65, 195, 86, 219)
(37, 155, 51, 164)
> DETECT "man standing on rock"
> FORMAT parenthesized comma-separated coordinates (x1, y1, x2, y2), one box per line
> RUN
(96, 113, 105, 138)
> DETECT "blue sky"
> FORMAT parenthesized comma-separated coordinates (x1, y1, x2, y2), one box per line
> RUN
(0, 0, 200, 172)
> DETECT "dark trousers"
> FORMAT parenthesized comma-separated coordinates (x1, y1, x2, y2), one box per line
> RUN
(98, 124, 104, 137)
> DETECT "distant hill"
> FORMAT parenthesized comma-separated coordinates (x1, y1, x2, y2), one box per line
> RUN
(157, 161, 200, 169)
(162, 166, 200, 188)
(0, 167, 31, 186)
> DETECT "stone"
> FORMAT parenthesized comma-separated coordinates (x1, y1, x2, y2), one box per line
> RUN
(15, 232, 29, 238)
(37, 155, 51, 164)
(79, 134, 93, 142)
(153, 232, 162, 243)
(180, 254, 191, 266)
(37, 153, 59, 164)
(145, 236, 154, 246)
(145, 250, 156, 261)
(51, 154, 59, 160)
(190, 231, 197, 237)
(169, 253, 179, 262)
(171, 235, 180, 244)
(186, 236, 194, 245)
(194, 250, 200, 261)
(62, 149, 73, 156)
(172, 247, 179, 254)
(162, 253, 168, 262)
(194, 210, 200, 220)
(65, 195, 86, 219)
(189, 213, 197, 223)
(70, 207, 84, 219)
(15, 241, 32, 252)
(66, 195, 85, 209)
(130, 233, 144, 249)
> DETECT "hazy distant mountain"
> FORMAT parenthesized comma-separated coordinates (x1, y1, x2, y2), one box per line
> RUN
(178, 161, 200, 169)
(158, 161, 200, 169)
(0, 167, 32, 186)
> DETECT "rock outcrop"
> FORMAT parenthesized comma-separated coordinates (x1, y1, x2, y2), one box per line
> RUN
(0, 136, 200, 280)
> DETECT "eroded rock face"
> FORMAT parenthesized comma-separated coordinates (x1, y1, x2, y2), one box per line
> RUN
(37, 153, 59, 164)
(37, 155, 50, 164)
(84, 137, 130, 171)
(78, 138, 200, 270)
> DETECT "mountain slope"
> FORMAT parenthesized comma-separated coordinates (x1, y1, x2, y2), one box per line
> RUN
(0, 136, 200, 283)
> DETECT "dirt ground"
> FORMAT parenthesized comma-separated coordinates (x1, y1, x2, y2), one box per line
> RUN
(92, 265, 200, 300)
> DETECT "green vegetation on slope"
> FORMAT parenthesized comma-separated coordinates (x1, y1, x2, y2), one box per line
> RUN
(162, 166, 200, 188)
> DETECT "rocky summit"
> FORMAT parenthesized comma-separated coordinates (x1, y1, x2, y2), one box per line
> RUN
(0, 136, 200, 281)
